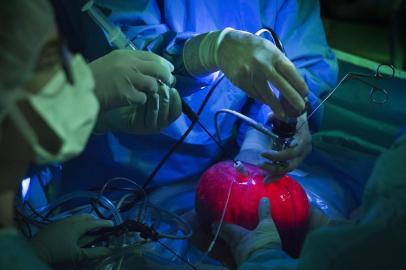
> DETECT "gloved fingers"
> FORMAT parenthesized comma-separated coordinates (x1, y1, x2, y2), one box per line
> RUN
(109, 105, 145, 134)
(120, 84, 148, 106)
(257, 199, 280, 240)
(167, 88, 182, 123)
(229, 70, 256, 98)
(256, 220, 281, 243)
(262, 156, 302, 182)
(261, 162, 288, 181)
(78, 246, 112, 262)
(94, 107, 127, 133)
(128, 72, 160, 95)
(144, 93, 160, 131)
(138, 61, 176, 87)
(260, 62, 306, 113)
(78, 234, 100, 248)
(244, 69, 262, 101)
(252, 72, 285, 119)
(74, 216, 114, 236)
(157, 84, 170, 127)
(68, 213, 110, 224)
(282, 157, 304, 173)
(261, 145, 303, 162)
(274, 55, 308, 97)
(258, 197, 271, 222)
(130, 50, 175, 72)
(64, 213, 100, 226)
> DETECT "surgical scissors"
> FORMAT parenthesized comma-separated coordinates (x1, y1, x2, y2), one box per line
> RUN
(345, 64, 394, 104)
(308, 64, 395, 120)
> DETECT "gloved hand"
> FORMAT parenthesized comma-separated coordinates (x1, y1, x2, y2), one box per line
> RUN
(236, 114, 312, 182)
(89, 49, 176, 112)
(94, 82, 182, 134)
(214, 198, 281, 267)
(183, 28, 308, 119)
(30, 214, 114, 266)
(261, 114, 312, 181)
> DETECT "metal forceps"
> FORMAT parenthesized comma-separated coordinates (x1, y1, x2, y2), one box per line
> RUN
(341, 64, 395, 104)
(307, 64, 395, 120)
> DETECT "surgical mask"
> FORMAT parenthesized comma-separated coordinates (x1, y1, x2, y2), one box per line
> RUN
(5, 54, 99, 164)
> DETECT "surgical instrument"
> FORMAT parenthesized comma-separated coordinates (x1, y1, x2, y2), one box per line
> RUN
(308, 64, 394, 120)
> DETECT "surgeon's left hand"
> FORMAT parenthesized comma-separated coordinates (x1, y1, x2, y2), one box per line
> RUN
(260, 114, 312, 181)
(236, 114, 311, 181)
(217, 29, 308, 118)
(94, 82, 182, 134)
(30, 214, 113, 266)
(213, 198, 281, 267)
(89, 50, 176, 112)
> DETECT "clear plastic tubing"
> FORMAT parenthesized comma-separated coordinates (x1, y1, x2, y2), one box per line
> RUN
(37, 191, 123, 225)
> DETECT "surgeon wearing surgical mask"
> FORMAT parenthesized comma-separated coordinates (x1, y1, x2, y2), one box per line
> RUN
(0, 0, 183, 268)
(0, 0, 100, 268)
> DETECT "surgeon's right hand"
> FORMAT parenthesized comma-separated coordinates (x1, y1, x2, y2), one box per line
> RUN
(183, 28, 308, 119)
(89, 50, 176, 112)
(30, 214, 113, 266)
(214, 198, 281, 267)
(94, 82, 182, 134)
(217, 29, 308, 118)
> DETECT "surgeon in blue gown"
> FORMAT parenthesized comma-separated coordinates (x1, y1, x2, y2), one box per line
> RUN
(50, 0, 338, 267)
(58, 0, 337, 194)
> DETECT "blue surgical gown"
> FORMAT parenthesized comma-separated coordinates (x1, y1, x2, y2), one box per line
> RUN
(59, 0, 337, 194)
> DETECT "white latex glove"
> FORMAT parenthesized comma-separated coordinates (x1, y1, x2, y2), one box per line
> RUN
(89, 50, 176, 112)
(213, 198, 281, 267)
(94, 82, 182, 134)
(30, 214, 114, 266)
(261, 114, 312, 181)
(183, 28, 308, 118)
(236, 114, 312, 182)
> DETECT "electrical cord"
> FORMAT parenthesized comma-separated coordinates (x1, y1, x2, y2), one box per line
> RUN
(142, 27, 285, 191)
(142, 73, 225, 190)
(157, 240, 199, 270)
(195, 177, 234, 266)
(38, 191, 123, 224)
(89, 177, 194, 241)
(14, 24, 293, 270)
(97, 177, 148, 221)
(182, 101, 239, 164)
(136, 28, 287, 268)
(215, 109, 278, 144)
(14, 207, 33, 239)
(16, 27, 288, 270)
(255, 27, 286, 54)
(24, 201, 53, 223)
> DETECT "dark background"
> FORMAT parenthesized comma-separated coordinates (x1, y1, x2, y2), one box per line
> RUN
(321, 0, 406, 70)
